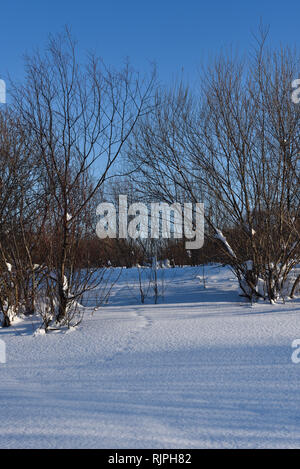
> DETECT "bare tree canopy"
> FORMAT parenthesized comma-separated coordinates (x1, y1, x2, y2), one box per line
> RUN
(126, 33, 300, 302)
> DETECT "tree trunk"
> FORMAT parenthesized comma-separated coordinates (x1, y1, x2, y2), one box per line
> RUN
(290, 274, 300, 298)
(2, 314, 11, 327)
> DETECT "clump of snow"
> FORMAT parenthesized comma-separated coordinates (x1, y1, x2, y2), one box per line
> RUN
(215, 229, 237, 258)
(33, 327, 46, 336)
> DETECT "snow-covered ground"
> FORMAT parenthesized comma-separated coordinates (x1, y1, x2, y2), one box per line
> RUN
(0, 265, 300, 448)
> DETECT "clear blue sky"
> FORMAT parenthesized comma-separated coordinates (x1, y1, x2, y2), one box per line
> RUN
(0, 0, 300, 88)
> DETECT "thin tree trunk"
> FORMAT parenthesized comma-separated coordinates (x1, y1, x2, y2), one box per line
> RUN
(290, 274, 300, 298)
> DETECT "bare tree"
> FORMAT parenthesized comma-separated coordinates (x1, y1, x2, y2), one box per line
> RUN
(127, 32, 300, 302)
(9, 28, 156, 327)
(0, 108, 43, 326)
